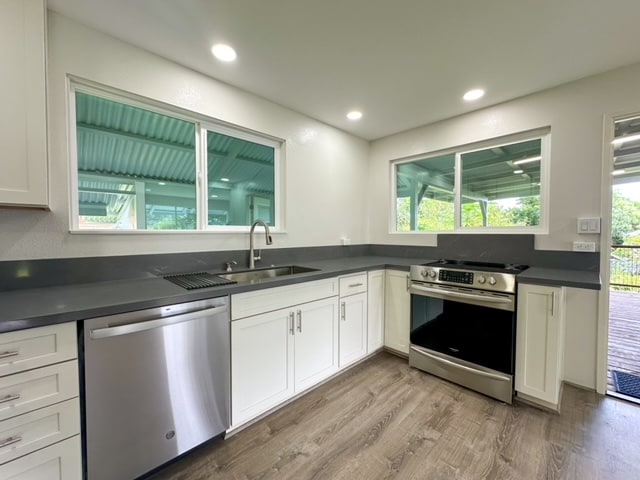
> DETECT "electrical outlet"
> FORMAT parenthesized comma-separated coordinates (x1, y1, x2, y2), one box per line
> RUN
(572, 241, 596, 252)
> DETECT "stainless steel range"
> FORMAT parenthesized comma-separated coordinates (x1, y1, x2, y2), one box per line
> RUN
(408, 259, 528, 403)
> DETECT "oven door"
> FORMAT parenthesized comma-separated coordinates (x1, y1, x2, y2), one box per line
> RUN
(408, 282, 516, 403)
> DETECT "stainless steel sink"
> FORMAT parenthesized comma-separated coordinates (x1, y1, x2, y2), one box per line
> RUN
(218, 265, 319, 284)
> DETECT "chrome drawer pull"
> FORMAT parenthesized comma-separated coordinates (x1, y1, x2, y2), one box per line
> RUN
(348, 283, 363, 288)
(0, 435, 22, 448)
(0, 351, 19, 359)
(0, 393, 20, 405)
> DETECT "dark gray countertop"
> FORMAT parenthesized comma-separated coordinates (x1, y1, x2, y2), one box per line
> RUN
(516, 267, 601, 290)
(0, 256, 600, 334)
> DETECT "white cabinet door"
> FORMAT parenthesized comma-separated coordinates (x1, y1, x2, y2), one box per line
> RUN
(339, 292, 368, 368)
(0, 435, 81, 480)
(294, 297, 339, 392)
(367, 270, 385, 353)
(515, 284, 566, 408)
(384, 270, 410, 355)
(0, 0, 48, 207)
(231, 309, 294, 426)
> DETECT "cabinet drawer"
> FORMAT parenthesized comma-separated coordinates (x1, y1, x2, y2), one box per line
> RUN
(339, 273, 367, 297)
(0, 398, 80, 465)
(0, 361, 79, 422)
(0, 435, 81, 480)
(232, 278, 338, 320)
(0, 324, 77, 377)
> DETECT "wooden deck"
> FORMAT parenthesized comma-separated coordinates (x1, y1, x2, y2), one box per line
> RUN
(608, 290, 640, 393)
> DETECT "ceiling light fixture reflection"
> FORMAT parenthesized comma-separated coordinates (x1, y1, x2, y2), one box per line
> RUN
(513, 169, 524, 174)
(347, 110, 363, 121)
(612, 169, 626, 176)
(210, 194, 219, 198)
(158, 182, 166, 186)
(211, 44, 237, 62)
(463, 89, 485, 101)
(220, 178, 230, 182)
(612, 133, 640, 145)
(513, 155, 542, 165)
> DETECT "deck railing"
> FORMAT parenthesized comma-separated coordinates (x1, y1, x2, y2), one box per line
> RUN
(611, 245, 640, 291)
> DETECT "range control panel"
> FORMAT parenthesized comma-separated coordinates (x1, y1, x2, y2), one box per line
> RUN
(439, 269, 474, 284)
(409, 265, 518, 294)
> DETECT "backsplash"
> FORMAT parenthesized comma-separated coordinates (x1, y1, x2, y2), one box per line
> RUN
(0, 236, 599, 291)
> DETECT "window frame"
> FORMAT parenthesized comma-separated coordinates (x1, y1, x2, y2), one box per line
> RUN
(390, 128, 550, 234)
(68, 79, 283, 234)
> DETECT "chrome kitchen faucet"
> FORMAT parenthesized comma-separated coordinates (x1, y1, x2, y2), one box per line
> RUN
(249, 220, 272, 269)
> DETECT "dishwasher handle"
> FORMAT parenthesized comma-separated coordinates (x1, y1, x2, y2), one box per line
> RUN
(90, 304, 228, 339)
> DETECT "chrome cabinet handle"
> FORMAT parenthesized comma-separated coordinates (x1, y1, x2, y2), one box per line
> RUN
(296, 310, 302, 332)
(0, 435, 22, 448)
(0, 351, 19, 359)
(0, 394, 20, 405)
(289, 312, 295, 335)
(551, 291, 556, 317)
(406, 275, 410, 291)
(341, 302, 346, 321)
(348, 283, 364, 288)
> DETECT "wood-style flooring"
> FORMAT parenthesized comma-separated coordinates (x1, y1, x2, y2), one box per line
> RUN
(150, 352, 640, 480)
(608, 290, 640, 394)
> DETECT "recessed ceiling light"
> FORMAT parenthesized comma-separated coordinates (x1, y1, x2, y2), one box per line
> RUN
(211, 44, 237, 62)
(463, 89, 485, 101)
(158, 182, 166, 186)
(513, 169, 524, 174)
(347, 111, 363, 121)
(210, 194, 219, 198)
(220, 177, 230, 182)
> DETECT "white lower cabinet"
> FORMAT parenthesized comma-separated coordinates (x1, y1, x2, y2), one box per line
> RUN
(0, 323, 81, 477)
(338, 273, 368, 368)
(384, 270, 411, 355)
(339, 292, 368, 367)
(367, 270, 385, 353)
(0, 435, 81, 480)
(231, 296, 338, 427)
(515, 283, 566, 409)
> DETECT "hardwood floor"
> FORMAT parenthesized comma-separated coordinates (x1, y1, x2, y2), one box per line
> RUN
(608, 290, 640, 394)
(150, 353, 640, 480)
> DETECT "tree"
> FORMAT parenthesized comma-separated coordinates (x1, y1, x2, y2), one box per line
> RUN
(611, 190, 640, 245)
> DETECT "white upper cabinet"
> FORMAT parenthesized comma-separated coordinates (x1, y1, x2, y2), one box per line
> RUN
(0, 0, 48, 208)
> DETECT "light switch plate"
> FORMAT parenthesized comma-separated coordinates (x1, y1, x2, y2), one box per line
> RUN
(577, 217, 601, 234)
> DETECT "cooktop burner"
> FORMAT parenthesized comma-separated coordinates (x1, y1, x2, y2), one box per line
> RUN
(424, 259, 529, 274)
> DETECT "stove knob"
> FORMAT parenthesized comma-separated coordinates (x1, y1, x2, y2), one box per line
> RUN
(489, 276, 497, 285)
(477, 275, 486, 284)
(421, 269, 428, 277)
(429, 270, 437, 279)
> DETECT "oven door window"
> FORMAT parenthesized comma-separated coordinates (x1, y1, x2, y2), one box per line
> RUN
(410, 294, 515, 374)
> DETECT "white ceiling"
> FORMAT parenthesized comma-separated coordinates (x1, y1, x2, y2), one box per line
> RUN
(48, 0, 640, 140)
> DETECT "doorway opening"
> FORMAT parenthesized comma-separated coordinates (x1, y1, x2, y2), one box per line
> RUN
(607, 115, 640, 403)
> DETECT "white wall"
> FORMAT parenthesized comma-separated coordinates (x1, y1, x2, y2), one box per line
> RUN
(368, 62, 640, 251)
(0, 12, 370, 261)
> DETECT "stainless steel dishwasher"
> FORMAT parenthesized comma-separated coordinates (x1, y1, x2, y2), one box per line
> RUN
(83, 296, 230, 480)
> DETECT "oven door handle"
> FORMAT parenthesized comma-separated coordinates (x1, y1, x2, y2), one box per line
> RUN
(410, 284, 512, 305)
(411, 346, 511, 383)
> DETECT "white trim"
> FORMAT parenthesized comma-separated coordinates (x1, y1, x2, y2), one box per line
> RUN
(390, 128, 550, 234)
(596, 113, 617, 394)
(67, 77, 282, 234)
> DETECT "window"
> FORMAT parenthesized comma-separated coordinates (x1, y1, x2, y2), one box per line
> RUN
(71, 86, 279, 231)
(393, 131, 548, 232)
